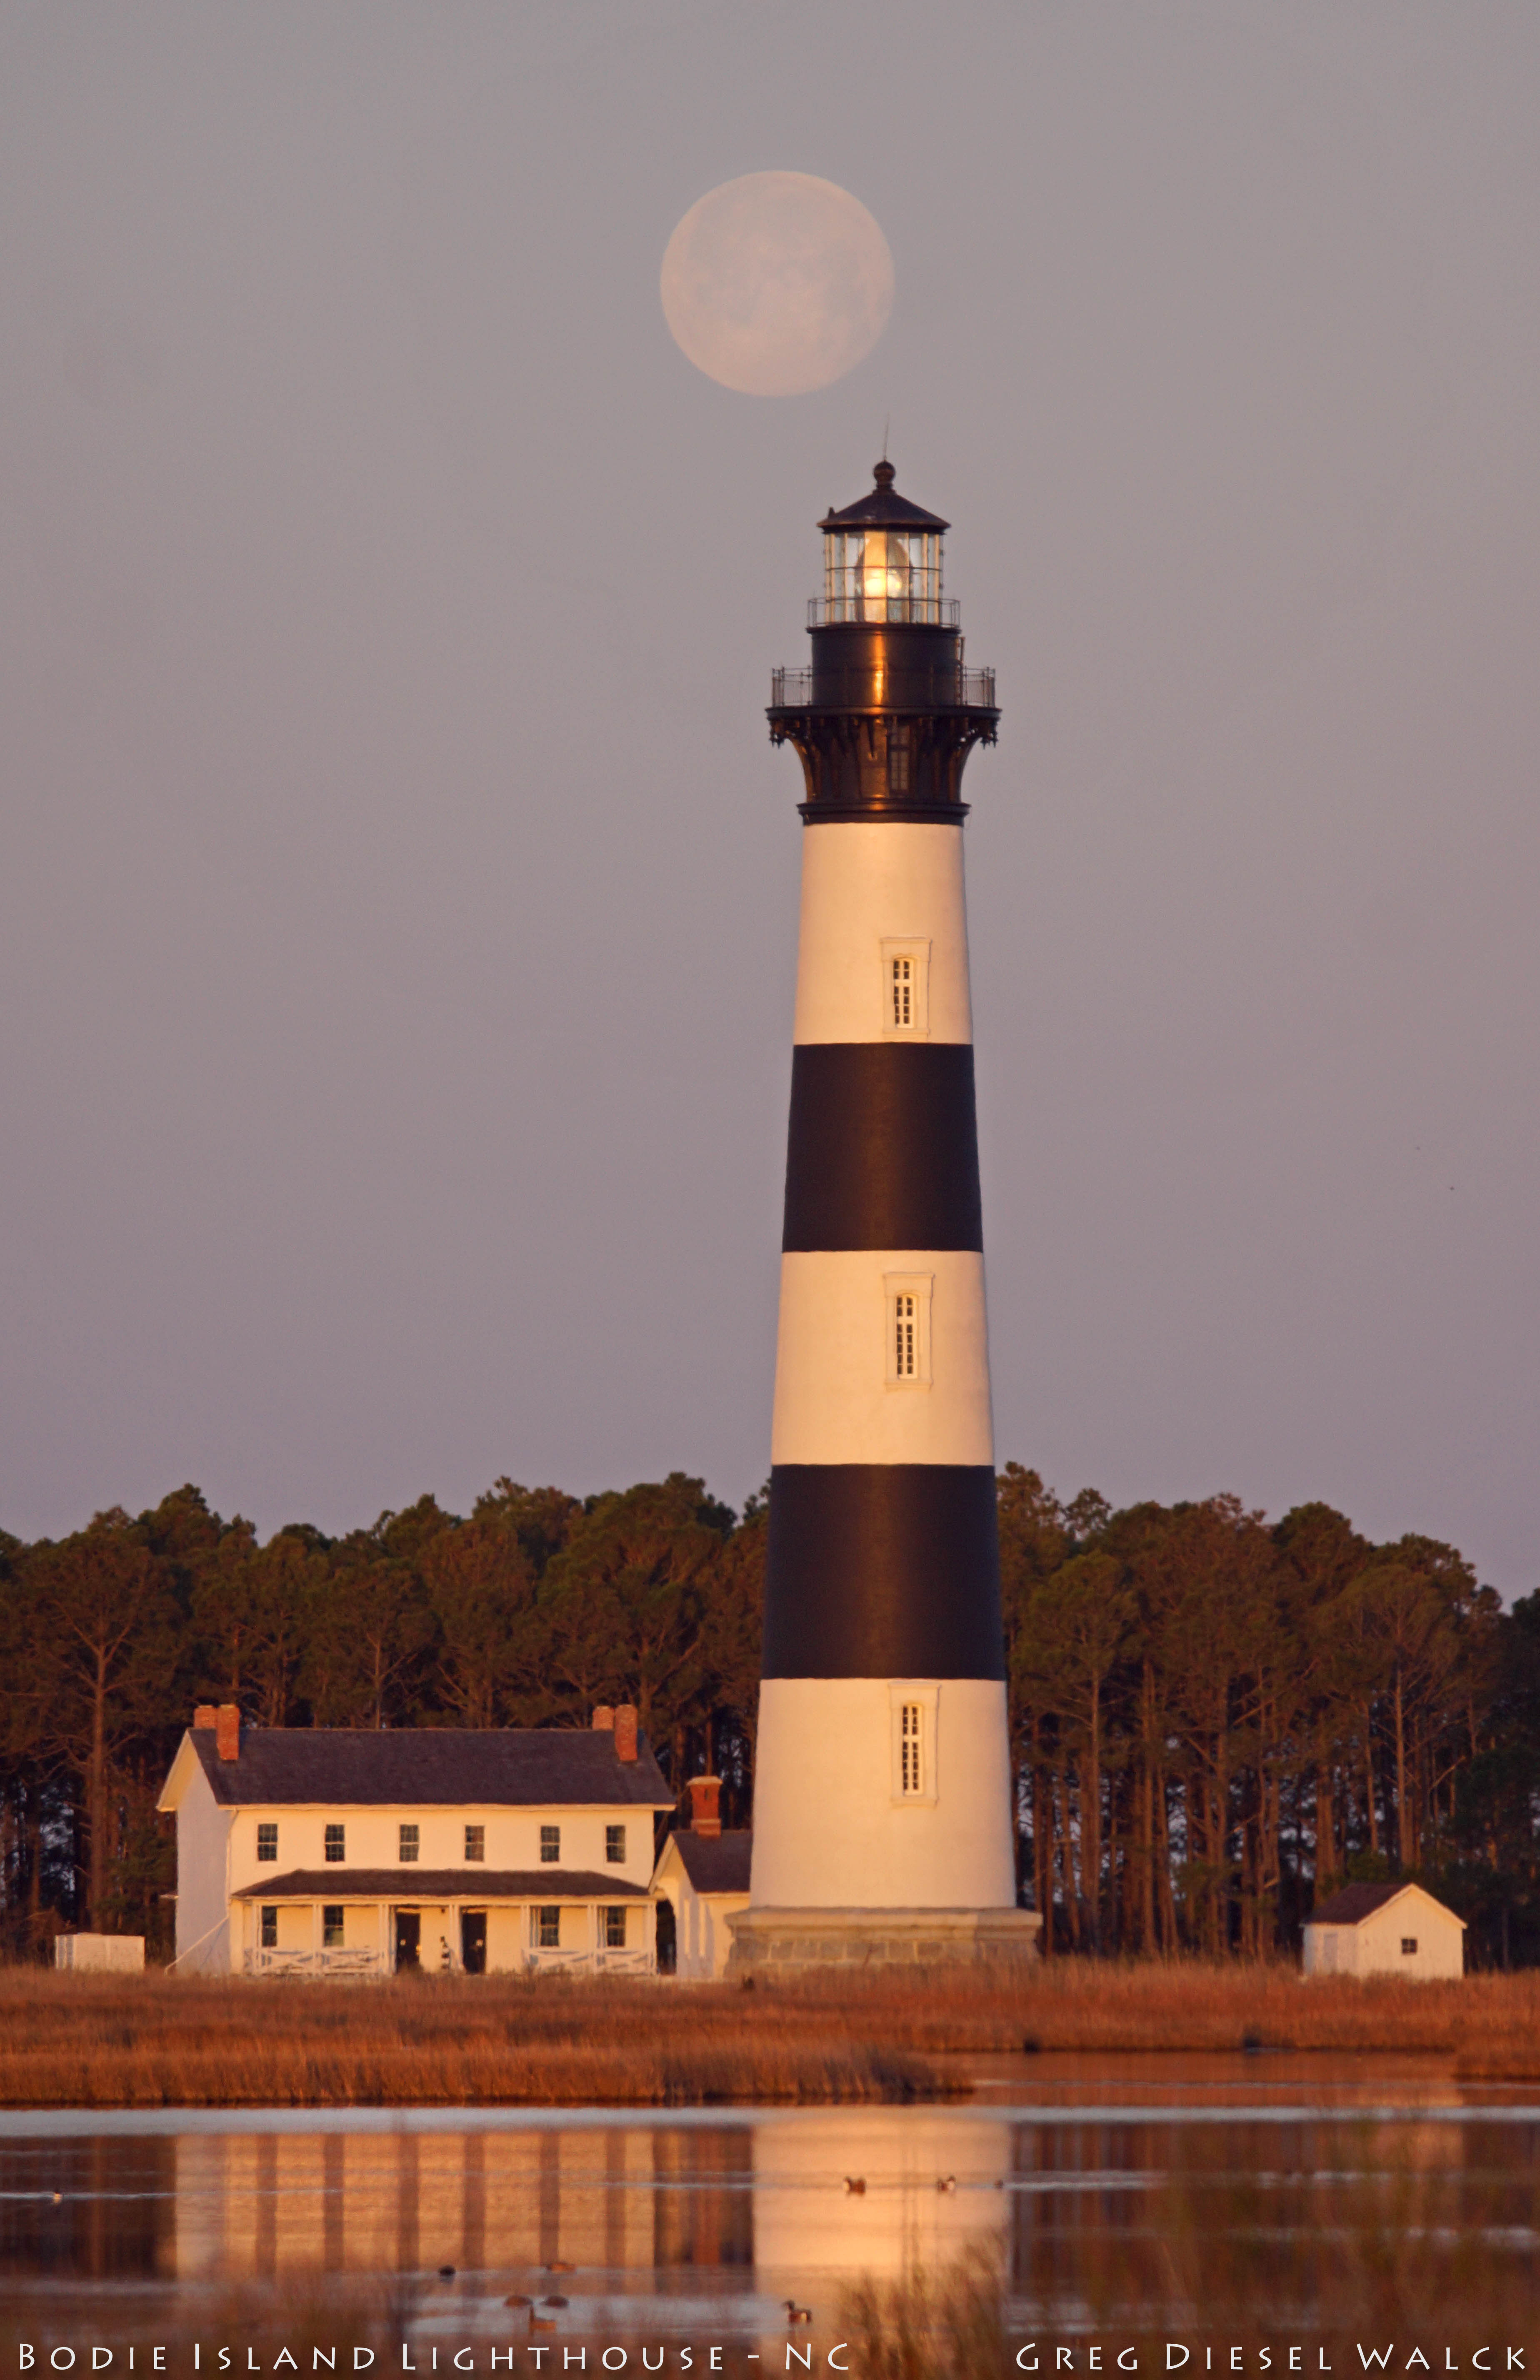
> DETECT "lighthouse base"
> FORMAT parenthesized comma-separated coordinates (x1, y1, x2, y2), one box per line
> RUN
(723, 1905, 1041, 1977)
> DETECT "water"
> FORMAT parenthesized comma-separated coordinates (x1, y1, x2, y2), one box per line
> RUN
(5, 2061, 1540, 2347)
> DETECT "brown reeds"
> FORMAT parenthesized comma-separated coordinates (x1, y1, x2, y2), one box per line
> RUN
(6, 1961, 1540, 2107)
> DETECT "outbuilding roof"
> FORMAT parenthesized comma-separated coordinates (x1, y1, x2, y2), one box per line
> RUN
(668, 1831, 752, 1894)
(1308, 1880, 1464, 1928)
(232, 1867, 651, 1901)
(166, 1726, 672, 1811)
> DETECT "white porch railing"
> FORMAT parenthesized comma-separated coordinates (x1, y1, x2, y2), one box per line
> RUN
(244, 1947, 387, 1979)
(523, 1945, 655, 1977)
(240, 1940, 655, 1980)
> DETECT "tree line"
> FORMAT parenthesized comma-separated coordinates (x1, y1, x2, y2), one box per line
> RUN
(1, 1468, 1535, 1965)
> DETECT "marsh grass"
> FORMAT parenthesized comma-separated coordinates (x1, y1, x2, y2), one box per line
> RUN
(8, 1962, 1540, 2107)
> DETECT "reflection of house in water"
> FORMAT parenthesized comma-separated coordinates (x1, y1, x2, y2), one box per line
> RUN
(171, 2128, 753, 2282)
(651, 2130, 754, 2269)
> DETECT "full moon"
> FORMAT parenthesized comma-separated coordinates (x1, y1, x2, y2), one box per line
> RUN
(660, 172, 894, 398)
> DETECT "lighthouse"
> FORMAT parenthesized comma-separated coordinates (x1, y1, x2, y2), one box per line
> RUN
(728, 463, 1040, 1971)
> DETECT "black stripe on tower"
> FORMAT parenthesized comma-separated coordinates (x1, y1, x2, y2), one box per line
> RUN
(782, 1044, 982, 1252)
(762, 1465, 1005, 1680)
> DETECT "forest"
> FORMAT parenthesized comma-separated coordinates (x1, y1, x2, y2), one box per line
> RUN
(2, 1466, 1537, 1966)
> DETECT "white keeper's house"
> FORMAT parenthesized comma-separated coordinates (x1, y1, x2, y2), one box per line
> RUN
(158, 1703, 673, 1977)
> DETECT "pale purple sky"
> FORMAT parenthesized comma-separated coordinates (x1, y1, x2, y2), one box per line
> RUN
(2, 2, 1537, 1591)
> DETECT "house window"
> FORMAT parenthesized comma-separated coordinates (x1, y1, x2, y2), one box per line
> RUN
(884, 1273, 933, 1388)
(257, 1823, 278, 1863)
(603, 1907, 627, 1949)
(399, 1824, 419, 1864)
(532, 1906, 560, 1950)
(887, 732, 911, 795)
(322, 1906, 344, 1948)
(899, 1702, 925, 1797)
(540, 1825, 560, 1864)
(1401, 1937, 1418, 1956)
(465, 1824, 485, 1863)
(260, 1906, 278, 1949)
(324, 1824, 345, 1864)
(606, 1825, 626, 1865)
(880, 940, 930, 1038)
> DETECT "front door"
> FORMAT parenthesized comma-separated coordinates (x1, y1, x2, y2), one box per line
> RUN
(460, 1910, 488, 1976)
(395, 1910, 421, 1972)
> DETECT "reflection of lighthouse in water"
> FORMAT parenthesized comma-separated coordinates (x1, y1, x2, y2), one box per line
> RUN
(752, 2109, 1011, 2281)
(731, 463, 1040, 1970)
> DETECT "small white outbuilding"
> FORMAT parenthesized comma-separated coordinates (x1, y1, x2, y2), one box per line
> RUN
(54, 1934, 145, 1973)
(1303, 1880, 1465, 1980)
(652, 1777, 750, 1980)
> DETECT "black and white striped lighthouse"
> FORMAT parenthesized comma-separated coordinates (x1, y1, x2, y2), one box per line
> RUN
(729, 463, 1040, 1970)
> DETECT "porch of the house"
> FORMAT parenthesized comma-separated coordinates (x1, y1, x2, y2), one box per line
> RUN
(232, 1868, 656, 1978)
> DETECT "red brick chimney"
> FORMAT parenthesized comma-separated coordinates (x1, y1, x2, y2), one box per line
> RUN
(194, 1705, 217, 1731)
(215, 1704, 240, 1762)
(613, 1704, 638, 1763)
(591, 1706, 615, 1732)
(686, 1776, 722, 1838)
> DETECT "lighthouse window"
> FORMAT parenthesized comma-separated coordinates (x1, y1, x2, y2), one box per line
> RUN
(884, 1272, 933, 1387)
(880, 940, 930, 1037)
(900, 1703, 924, 1796)
(889, 1684, 940, 1804)
(887, 733, 911, 795)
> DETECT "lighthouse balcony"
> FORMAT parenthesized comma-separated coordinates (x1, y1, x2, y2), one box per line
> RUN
(770, 665, 995, 713)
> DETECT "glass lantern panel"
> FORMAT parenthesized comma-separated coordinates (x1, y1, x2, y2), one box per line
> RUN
(857, 531, 911, 615)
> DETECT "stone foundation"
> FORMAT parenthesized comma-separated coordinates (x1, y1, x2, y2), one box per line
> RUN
(724, 1905, 1041, 1975)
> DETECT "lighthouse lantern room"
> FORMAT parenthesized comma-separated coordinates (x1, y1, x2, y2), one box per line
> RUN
(727, 463, 1042, 1973)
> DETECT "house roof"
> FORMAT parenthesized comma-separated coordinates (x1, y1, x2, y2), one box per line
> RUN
(165, 1726, 672, 1811)
(233, 1867, 652, 1901)
(1308, 1880, 1464, 1928)
(667, 1830, 752, 1895)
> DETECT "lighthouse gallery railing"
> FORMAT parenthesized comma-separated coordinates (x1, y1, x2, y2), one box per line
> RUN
(770, 665, 996, 711)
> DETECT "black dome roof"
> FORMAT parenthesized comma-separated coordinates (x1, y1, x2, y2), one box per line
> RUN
(819, 460, 949, 535)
